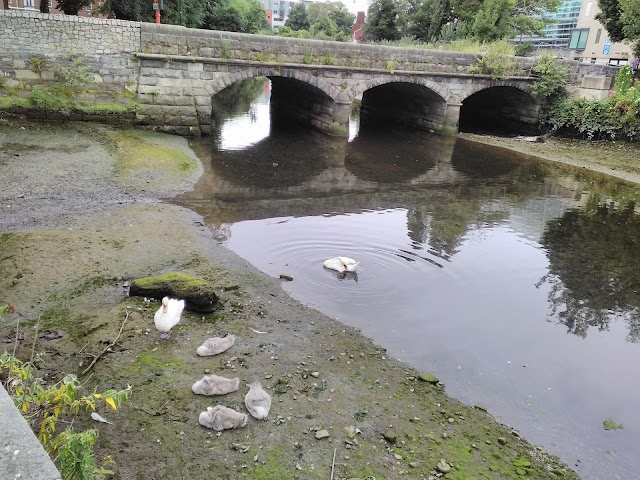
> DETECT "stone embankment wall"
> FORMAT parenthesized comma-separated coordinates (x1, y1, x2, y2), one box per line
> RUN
(0, 10, 139, 104)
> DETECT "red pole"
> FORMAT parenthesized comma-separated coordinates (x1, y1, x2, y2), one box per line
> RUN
(155, 9, 161, 24)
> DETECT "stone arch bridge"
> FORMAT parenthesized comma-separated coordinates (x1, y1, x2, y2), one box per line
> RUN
(0, 12, 616, 137)
(136, 24, 540, 136)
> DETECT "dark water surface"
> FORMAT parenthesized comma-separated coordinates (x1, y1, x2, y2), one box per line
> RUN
(176, 83, 640, 480)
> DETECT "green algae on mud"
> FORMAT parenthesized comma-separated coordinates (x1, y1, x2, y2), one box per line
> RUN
(105, 129, 201, 191)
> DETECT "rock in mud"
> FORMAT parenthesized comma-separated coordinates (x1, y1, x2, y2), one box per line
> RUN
(418, 372, 439, 384)
(383, 431, 397, 443)
(129, 272, 218, 312)
(315, 429, 330, 439)
(436, 459, 451, 473)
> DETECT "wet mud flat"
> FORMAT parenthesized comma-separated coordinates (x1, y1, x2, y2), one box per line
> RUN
(1, 122, 577, 479)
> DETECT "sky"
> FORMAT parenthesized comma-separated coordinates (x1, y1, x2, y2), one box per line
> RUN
(340, 0, 369, 15)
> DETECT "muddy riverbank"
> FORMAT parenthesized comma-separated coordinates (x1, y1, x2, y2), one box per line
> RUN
(0, 121, 608, 479)
(460, 133, 640, 186)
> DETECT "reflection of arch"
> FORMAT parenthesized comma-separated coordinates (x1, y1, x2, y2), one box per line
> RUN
(202, 128, 345, 188)
(346, 130, 452, 183)
(206, 68, 341, 102)
(351, 76, 452, 104)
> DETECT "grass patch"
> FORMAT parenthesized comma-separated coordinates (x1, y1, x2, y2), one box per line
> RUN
(0, 97, 30, 108)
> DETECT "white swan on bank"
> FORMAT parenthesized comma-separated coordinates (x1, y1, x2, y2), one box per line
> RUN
(154, 297, 185, 339)
(244, 381, 271, 420)
(323, 257, 359, 273)
(198, 405, 247, 431)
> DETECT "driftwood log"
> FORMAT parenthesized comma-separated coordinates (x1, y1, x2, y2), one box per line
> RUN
(129, 272, 218, 312)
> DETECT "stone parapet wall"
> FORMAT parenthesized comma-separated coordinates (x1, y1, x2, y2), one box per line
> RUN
(140, 23, 534, 75)
(0, 10, 140, 103)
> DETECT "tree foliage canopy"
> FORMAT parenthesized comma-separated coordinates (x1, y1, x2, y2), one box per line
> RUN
(56, 0, 92, 15)
(366, 0, 560, 42)
(597, 0, 640, 54)
(365, 0, 408, 41)
(285, 3, 311, 31)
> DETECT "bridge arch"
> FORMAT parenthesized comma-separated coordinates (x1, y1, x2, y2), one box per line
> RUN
(206, 67, 342, 102)
(351, 76, 453, 104)
(352, 79, 452, 134)
(458, 83, 540, 135)
(206, 72, 350, 137)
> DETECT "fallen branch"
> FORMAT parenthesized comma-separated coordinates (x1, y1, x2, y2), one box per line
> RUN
(330, 447, 336, 480)
(81, 310, 130, 376)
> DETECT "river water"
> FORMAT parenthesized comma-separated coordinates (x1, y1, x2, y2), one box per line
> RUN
(176, 80, 640, 480)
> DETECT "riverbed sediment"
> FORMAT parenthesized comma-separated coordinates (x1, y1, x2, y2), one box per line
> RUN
(0, 122, 599, 479)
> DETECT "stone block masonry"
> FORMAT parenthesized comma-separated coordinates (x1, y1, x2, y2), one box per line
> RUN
(0, 10, 140, 104)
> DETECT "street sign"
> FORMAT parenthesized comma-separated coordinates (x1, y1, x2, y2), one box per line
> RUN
(603, 39, 611, 56)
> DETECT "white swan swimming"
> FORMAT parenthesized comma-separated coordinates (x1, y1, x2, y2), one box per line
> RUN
(323, 257, 359, 273)
(154, 297, 185, 339)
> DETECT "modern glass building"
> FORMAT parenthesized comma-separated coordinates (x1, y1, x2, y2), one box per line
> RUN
(516, 0, 583, 49)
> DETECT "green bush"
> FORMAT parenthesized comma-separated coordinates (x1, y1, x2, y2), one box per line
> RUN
(28, 55, 51, 75)
(468, 40, 519, 79)
(56, 57, 95, 97)
(50, 427, 114, 480)
(531, 53, 569, 99)
(514, 41, 534, 57)
(542, 67, 640, 141)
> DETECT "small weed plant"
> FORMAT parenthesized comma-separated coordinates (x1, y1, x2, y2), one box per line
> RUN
(29, 55, 51, 75)
(386, 59, 396, 74)
(0, 305, 131, 479)
(56, 57, 94, 98)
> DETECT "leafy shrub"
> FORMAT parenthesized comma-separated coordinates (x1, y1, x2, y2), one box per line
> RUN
(56, 57, 94, 96)
(468, 40, 519, 79)
(50, 427, 114, 480)
(541, 67, 640, 141)
(614, 65, 634, 93)
(29, 88, 50, 108)
(514, 41, 535, 57)
(438, 21, 471, 42)
(28, 55, 50, 75)
(1, 349, 131, 479)
(531, 53, 569, 99)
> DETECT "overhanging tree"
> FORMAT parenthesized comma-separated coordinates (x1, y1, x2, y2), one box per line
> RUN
(619, 0, 640, 54)
(596, 0, 626, 42)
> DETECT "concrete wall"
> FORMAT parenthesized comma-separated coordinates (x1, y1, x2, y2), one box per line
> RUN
(0, 384, 61, 480)
(0, 10, 139, 104)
